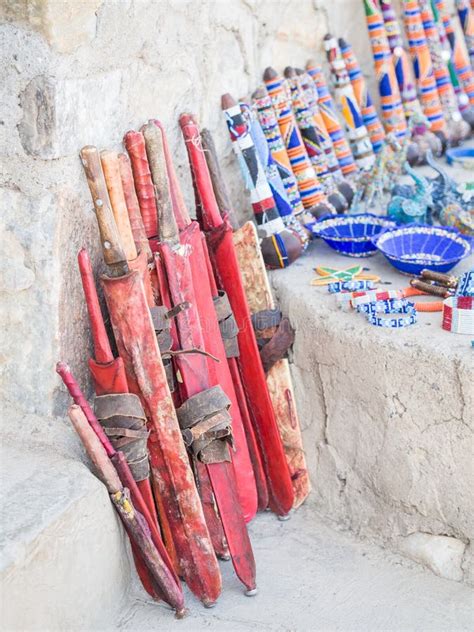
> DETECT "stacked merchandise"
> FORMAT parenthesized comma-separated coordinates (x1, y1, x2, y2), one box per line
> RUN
(58, 117, 311, 617)
(57, 3, 473, 618)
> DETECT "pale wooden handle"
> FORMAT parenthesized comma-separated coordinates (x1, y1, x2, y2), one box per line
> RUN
(80, 146, 129, 277)
(68, 405, 122, 493)
(201, 128, 240, 231)
(142, 123, 179, 243)
(100, 150, 138, 262)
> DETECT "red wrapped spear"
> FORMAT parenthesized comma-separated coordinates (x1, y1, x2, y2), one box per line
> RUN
(79, 145, 221, 607)
(142, 120, 257, 595)
(56, 366, 184, 616)
(179, 114, 295, 517)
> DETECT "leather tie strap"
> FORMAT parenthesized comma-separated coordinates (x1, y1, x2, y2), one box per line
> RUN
(176, 385, 233, 464)
(251, 309, 295, 372)
(94, 393, 150, 482)
(149, 304, 189, 393)
(213, 290, 240, 358)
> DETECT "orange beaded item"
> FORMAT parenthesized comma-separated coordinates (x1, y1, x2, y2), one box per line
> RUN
(401, 286, 443, 311)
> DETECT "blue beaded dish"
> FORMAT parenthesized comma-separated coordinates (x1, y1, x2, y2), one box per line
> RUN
(373, 225, 471, 275)
(445, 147, 474, 170)
(312, 214, 397, 257)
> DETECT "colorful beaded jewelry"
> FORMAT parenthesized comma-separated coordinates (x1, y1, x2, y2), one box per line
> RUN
(351, 289, 402, 307)
(327, 280, 376, 293)
(367, 311, 417, 327)
(455, 270, 474, 297)
(442, 296, 474, 334)
(400, 287, 443, 312)
(311, 264, 380, 286)
(358, 298, 417, 327)
(356, 297, 415, 315)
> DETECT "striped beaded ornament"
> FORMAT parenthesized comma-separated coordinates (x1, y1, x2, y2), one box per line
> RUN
(455, 0, 474, 68)
(379, 0, 425, 122)
(431, 0, 473, 120)
(435, 0, 474, 105)
(339, 37, 386, 154)
(252, 88, 306, 221)
(418, 0, 470, 142)
(363, 0, 408, 139)
(263, 67, 334, 216)
(324, 34, 375, 170)
(305, 61, 358, 177)
(284, 68, 348, 213)
(222, 100, 286, 237)
(402, 0, 448, 136)
(240, 101, 309, 247)
(295, 69, 344, 180)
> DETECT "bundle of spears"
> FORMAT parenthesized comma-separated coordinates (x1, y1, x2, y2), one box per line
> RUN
(57, 116, 310, 617)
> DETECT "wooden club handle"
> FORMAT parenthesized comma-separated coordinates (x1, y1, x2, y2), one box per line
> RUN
(100, 150, 138, 262)
(142, 123, 179, 244)
(80, 146, 129, 277)
(200, 128, 240, 231)
(68, 405, 122, 494)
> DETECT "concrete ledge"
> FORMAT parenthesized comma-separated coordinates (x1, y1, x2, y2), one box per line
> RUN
(271, 242, 473, 584)
(0, 442, 131, 630)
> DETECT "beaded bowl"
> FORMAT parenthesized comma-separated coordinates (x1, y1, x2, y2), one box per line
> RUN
(445, 147, 474, 170)
(373, 225, 471, 275)
(312, 214, 397, 257)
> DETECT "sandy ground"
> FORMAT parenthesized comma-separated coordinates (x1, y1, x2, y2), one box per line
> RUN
(117, 503, 474, 631)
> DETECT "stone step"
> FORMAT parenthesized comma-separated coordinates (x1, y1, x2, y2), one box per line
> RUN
(117, 503, 473, 631)
(0, 441, 131, 631)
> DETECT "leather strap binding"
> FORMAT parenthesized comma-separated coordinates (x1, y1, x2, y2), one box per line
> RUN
(176, 386, 233, 464)
(213, 291, 240, 358)
(94, 393, 150, 481)
(251, 309, 295, 372)
(149, 303, 189, 392)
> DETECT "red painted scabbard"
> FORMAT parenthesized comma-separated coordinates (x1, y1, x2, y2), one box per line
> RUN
(179, 115, 294, 516)
(77, 249, 178, 596)
(124, 131, 159, 239)
(101, 268, 221, 606)
(143, 120, 256, 593)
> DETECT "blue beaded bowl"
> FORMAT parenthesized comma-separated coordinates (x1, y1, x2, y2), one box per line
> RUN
(312, 214, 397, 257)
(373, 225, 471, 275)
(445, 147, 474, 170)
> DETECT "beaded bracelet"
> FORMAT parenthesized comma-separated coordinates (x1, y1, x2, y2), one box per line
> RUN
(442, 296, 474, 335)
(351, 290, 402, 308)
(359, 298, 417, 328)
(367, 312, 417, 328)
(356, 298, 416, 315)
(327, 280, 376, 294)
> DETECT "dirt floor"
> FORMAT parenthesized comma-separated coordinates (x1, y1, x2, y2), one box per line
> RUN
(117, 503, 474, 631)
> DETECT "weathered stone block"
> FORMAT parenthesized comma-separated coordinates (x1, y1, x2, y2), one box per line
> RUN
(18, 70, 124, 159)
(0, 0, 102, 53)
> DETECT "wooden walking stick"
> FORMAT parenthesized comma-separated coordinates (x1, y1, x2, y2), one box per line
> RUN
(79, 145, 221, 607)
(200, 127, 310, 509)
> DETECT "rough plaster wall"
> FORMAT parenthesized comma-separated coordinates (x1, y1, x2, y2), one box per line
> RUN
(270, 246, 474, 584)
(1, 0, 350, 437)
